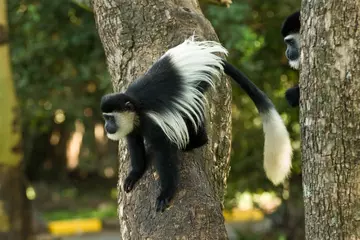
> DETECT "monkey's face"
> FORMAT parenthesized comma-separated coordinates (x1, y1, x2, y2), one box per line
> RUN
(100, 93, 138, 141)
(284, 33, 300, 70)
(102, 110, 137, 140)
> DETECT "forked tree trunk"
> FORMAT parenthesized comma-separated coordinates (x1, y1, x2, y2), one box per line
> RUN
(300, 1, 360, 239)
(0, 0, 32, 239)
(92, 0, 232, 239)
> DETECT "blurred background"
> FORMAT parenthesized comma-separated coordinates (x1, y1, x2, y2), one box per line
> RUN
(2, 0, 302, 239)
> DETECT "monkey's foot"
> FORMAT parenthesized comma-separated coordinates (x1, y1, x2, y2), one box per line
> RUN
(123, 172, 142, 193)
(155, 191, 174, 212)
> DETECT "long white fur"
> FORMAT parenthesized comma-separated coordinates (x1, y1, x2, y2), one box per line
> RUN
(285, 33, 300, 70)
(146, 36, 228, 149)
(261, 109, 292, 185)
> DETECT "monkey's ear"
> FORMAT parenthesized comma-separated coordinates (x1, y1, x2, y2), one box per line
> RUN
(124, 101, 135, 111)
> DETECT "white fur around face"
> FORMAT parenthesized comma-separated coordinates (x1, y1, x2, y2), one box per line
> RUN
(289, 59, 300, 70)
(285, 33, 300, 70)
(284, 33, 300, 43)
(105, 112, 137, 141)
(261, 109, 293, 185)
(147, 36, 228, 149)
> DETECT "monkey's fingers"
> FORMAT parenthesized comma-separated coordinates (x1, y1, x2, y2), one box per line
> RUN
(155, 197, 170, 212)
(155, 188, 175, 212)
(123, 174, 140, 193)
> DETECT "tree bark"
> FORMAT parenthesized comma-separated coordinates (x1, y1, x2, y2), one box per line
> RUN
(92, 0, 232, 239)
(300, 1, 360, 239)
(0, 0, 32, 239)
(74, 0, 231, 12)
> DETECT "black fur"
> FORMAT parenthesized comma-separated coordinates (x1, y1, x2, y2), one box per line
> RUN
(285, 85, 300, 107)
(184, 119, 208, 151)
(222, 60, 274, 114)
(123, 130, 147, 193)
(281, 11, 300, 38)
(101, 43, 287, 213)
(140, 116, 180, 212)
(101, 93, 137, 113)
(125, 55, 211, 115)
(101, 54, 210, 212)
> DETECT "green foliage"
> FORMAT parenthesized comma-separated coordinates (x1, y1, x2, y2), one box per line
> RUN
(8, 0, 115, 177)
(8, 0, 303, 213)
(43, 204, 117, 221)
(8, 0, 111, 132)
(204, 0, 301, 205)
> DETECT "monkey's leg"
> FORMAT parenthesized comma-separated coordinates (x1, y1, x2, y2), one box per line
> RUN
(123, 131, 147, 193)
(184, 119, 208, 151)
(152, 138, 179, 212)
(285, 84, 300, 107)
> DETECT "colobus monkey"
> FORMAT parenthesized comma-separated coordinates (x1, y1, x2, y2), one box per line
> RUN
(281, 11, 301, 107)
(101, 37, 292, 212)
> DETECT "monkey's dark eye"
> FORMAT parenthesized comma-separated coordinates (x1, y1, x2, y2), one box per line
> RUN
(103, 114, 114, 121)
(285, 38, 295, 45)
(124, 101, 135, 111)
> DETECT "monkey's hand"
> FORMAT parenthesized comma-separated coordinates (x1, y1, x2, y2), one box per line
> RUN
(123, 171, 143, 193)
(285, 85, 300, 107)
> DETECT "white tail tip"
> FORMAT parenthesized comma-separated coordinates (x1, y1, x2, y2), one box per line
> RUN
(262, 109, 293, 185)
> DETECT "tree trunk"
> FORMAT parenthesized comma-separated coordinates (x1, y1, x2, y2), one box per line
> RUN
(300, 2, 360, 239)
(0, 0, 32, 239)
(92, 0, 232, 239)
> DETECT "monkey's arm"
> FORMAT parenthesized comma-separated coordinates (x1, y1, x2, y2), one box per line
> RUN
(123, 131, 147, 192)
(285, 84, 300, 107)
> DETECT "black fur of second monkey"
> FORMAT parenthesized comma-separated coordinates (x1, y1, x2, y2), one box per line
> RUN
(281, 10, 301, 107)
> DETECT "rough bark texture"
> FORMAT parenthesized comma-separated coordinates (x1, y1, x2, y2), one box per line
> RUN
(74, 0, 231, 12)
(300, 1, 360, 239)
(92, 0, 232, 239)
(0, 0, 32, 239)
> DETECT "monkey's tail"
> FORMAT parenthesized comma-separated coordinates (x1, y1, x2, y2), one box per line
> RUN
(222, 60, 293, 185)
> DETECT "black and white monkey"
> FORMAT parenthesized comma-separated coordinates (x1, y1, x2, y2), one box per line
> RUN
(101, 37, 292, 212)
(281, 10, 301, 107)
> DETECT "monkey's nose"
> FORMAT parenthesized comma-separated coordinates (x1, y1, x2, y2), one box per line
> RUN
(286, 49, 299, 61)
(105, 123, 117, 134)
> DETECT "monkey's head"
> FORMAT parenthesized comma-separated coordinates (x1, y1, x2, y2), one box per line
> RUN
(100, 93, 139, 141)
(281, 11, 300, 70)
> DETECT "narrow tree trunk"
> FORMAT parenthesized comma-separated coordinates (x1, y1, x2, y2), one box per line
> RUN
(300, 1, 360, 239)
(0, 0, 32, 239)
(92, 0, 232, 239)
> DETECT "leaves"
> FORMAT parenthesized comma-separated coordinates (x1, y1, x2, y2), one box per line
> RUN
(8, 0, 111, 130)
